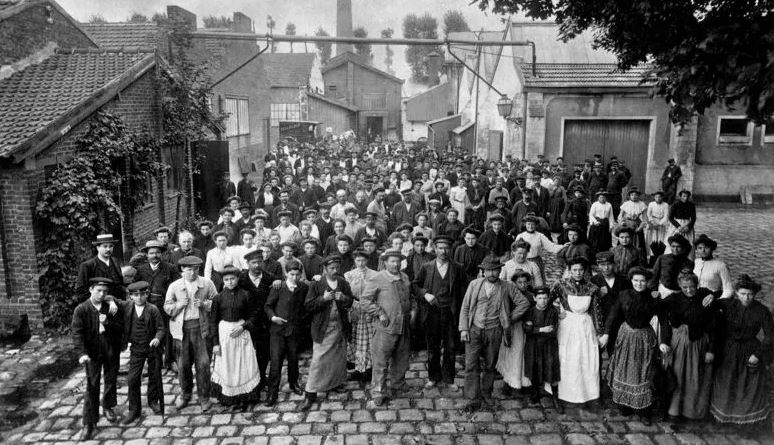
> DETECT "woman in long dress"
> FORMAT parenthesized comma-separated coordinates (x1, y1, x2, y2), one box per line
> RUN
(588, 190, 615, 252)
(301, 255, 354, 410)
(602, 266, 668, 425)
(344, 249, 379, 384)
(547, 177, 567, 235)
(450, 177, 472, 225)
(644, 191, 669, 259)
(710, 274, 774, 427)
(550, 256, 603, 406)
(210, 266, 261, 411)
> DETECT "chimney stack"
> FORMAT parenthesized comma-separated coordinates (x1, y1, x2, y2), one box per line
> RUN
(166, 5, 197, 31)
(336, 0, 353, 55)
(232, 12, 252, 33)
(426, 51, 442, 86)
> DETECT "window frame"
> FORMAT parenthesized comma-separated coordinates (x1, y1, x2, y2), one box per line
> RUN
(716, 115, 753, 145)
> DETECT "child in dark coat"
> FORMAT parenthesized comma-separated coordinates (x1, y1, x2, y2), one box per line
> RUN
(523, 286, 562, 413)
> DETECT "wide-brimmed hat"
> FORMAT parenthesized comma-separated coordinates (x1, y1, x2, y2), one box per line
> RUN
(734, 274, 761, 293)
(478, 255, 503, 271)
(141, 240, 167, 253)
(93, 233, 118, 246)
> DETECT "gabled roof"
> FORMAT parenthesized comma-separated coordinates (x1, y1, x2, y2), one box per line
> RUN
(261, 53, 316, 88)
(0, 0, 96, 47)
(427, 113, 461, 126)
(510, 22, 618, 65)
(307, 91, 358, 112)
(404, 81, 454, 122)
(0, 48, 156, 162)
(81, 22, 160, 49)
(521, 63, 655, 90)
(323, 51, 403, 84)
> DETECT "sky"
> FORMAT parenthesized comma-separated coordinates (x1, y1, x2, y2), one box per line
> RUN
(59, 0, 516, 92)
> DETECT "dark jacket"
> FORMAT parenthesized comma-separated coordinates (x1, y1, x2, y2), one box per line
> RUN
(135, 261, 180, 305)
(169, 247, 205, 265)
(76, 256, 124, 299)
(238, 270, 275, 336)
(411, 259, 467, 315)
(120, 301, 165, 351)
(71, 299, 124, 358)
(265, 281, 309, 337)
(304, 277, 354, 343)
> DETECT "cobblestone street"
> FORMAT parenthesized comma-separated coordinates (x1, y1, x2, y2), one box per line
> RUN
(4, 206, 774, 445)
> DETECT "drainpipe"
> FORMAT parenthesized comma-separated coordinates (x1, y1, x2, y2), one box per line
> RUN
(521, 92, 528, 160)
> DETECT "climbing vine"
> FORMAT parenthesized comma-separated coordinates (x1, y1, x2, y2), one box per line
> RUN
(35, 112, 164, 329)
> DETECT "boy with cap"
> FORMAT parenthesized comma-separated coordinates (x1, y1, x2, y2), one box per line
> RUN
(121, 281, 165, 424)
(72, 277, 125, 440)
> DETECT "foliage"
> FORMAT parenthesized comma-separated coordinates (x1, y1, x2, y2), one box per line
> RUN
(127, 12, 149, 23)
(314, 27, 332, 65)
(402, 13, 442, 83)
(381, 28, 395, 75)
(472, 0, 774, 125)
(353, 27, 372, 64)
(443, 10, 470, 36)
(151, 12, 168, 25)
(36, 112, 164, 329)
(266, 15, 277, 53)
(87, 14, 106, 24)
(286, 23, 296, 53)
(202, 15, 233, 29)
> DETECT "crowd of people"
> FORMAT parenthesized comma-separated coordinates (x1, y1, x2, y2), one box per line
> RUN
(70, 135, 772, 441)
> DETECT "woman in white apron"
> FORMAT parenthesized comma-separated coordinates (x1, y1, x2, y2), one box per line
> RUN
(550, 257, 602, 405)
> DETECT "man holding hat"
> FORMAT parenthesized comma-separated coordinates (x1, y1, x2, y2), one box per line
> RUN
(164, 256, 217, 412)
(76, 234, 124, 299)
(412, 235, 467, 390)
(136, 240, 180, 373)
(361, 249, 414, 406)
(121, 281, 165, 424)
(71, 277, 124, 440)
(459, 256, 529, 412)
(301, 255, 355, 410)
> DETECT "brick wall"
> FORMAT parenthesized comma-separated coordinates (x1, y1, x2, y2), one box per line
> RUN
(0, 3, 95, 67)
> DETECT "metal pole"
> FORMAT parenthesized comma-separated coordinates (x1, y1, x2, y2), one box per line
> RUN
(191, 31, 533, 47)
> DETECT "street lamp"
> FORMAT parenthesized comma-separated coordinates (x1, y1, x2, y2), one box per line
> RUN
(497, 94, 522, 126)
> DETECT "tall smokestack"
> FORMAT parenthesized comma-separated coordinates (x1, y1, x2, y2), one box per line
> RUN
(336, 0, 353, 55)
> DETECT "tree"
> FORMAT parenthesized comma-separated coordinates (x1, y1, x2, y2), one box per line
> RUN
(88, 14, 106, 24)
(381, 28, 395, 75)
(151, 12, 168, 25)
(315, 27, 333, 65)
(472, 0, 774, 125)
(266, 15, 277, 53)
(443, 10, 470, 36)
(202, 15, 232, 29)
(286, 23, 297, 53)
(353, 27, 372, 64)
(127, 12, 149, 23)
(403, 13, 442, 83)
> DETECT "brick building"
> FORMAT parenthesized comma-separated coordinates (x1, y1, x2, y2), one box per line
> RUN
(0, 0, 184, 330)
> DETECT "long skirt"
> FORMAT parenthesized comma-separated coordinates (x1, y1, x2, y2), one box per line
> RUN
(608, 322, 657, 409)
(588, 220, 612, 252)
(305, 319, 348, 393)
(548, 198, 565, 233)
(496, 322, 528, 388)
(211, 320, 261, 405)
(348, 302, 376, 373)
(524, 335, 560, 385)
(710, 338, 771, 424)
(669, 325, 712, 419)
(557, 311, 600, 403)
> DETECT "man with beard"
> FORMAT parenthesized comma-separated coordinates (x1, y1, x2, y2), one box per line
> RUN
(238, 250, 275, 399)
(272, 189, 301, 225)
(136, 240, 180, 373)
(355, 212, 387, 248)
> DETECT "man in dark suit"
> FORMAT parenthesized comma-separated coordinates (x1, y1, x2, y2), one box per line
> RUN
(136, 240, 180, 372)
(529, 182, 551, 219)
(390, 187, 420, 231)
(218, 172, 237, 208)
(271, 188, 301, 226)
(71, 277, 124, 440)
(412, 235, 467, 390)
(239, 250, 275, 396)
(76, 234, 124, 300)
(120, 281, 165, 424)
(236, 173, 256, 207)
(264, 260, 308, 406)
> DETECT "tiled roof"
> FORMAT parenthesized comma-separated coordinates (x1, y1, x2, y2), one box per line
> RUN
(261, 53, 316, 87)
(0, 49, 154, 158)
(521, 63, 655, 89)
(81, 22, 159, 49)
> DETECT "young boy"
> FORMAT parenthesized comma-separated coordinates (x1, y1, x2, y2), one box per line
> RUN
(523, 286, 562, 413)
(121, 281, 165, 424)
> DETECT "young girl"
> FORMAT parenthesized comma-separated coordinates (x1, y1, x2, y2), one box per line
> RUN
(523, 286, 562, 413)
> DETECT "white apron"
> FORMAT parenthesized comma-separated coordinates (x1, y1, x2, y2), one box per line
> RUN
(557, 295, 600, 403)
(496, 321, 529, 388)
(211, 320, 260, 397)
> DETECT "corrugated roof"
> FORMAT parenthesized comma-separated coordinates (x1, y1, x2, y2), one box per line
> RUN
(81, 22, 159, 49)
(261, 53, 316, 88)
(511, 22, 618, 64)
(521, 63, 654, 89)
(0, 49, 154, 158)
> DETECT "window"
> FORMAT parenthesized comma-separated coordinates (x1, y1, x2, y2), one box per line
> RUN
(270, 103, 301, 127)
(143, 173, 155, 204)
(224, 97, 250, 137)
(717, 116, 753, 145)
(763, 124, 774, 144)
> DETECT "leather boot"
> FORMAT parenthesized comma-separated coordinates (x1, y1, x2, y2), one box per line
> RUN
(551, 385, 564, 414)
(300, 392, 317, 411)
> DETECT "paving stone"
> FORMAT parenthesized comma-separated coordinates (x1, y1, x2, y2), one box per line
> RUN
(624, 434, 655, 445)
(529, 434, 564, 445)
(191, 426, 214, 437)
(566, 433, 597, 445)
(455, 435, 476, 445)
(389, 422, 417, 434)
(332, 410, 352, 422)
(266, 425, 290, 435)
(164, 416, 189, 427)
(372, 435, 402, 445)
(216, 426, 238, 437)
(244, 438, 269, 445)
(312, 423, 335, 434)
(337, 423, 358, 434)
(352, 409, 374, 422)
(399, 409, 424, 421)
(269, 437, 294, 445)
(426, 435, 454, 445)
(673, 434, 705, 445)
(255, 412, 281, 423)
(361, 422, 388, 433)
(145, 427, 171, 438)
(507, 423, 532, 435)
(504, 437, 530, 445)
(433, 422, 458, 434)
(375, 410, 397, 422)
(520, 408, 545, 420)
(195, 439, 218, 445)
(477, 434, 504, 445)
(345, 434, 369, 445)
(221, 439, 244, 445)
(653, 435, 678, 445)
(298, 435, 324, 445)
(170, 427, 194, 437)
(210, 413, 232, 425)
(290, 423, 313, 435)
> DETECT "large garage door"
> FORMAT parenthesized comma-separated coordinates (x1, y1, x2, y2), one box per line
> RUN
(562, 120, 650, 190)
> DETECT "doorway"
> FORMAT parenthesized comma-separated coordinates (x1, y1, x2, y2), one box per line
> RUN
(366, 116, 383, 142)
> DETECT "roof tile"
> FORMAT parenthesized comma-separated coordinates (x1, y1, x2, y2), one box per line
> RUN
(521, 63, 655, 88)
(81, 22, 159, 49)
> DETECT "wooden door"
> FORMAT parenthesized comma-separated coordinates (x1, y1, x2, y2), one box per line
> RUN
(192, 140, 230, 222)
